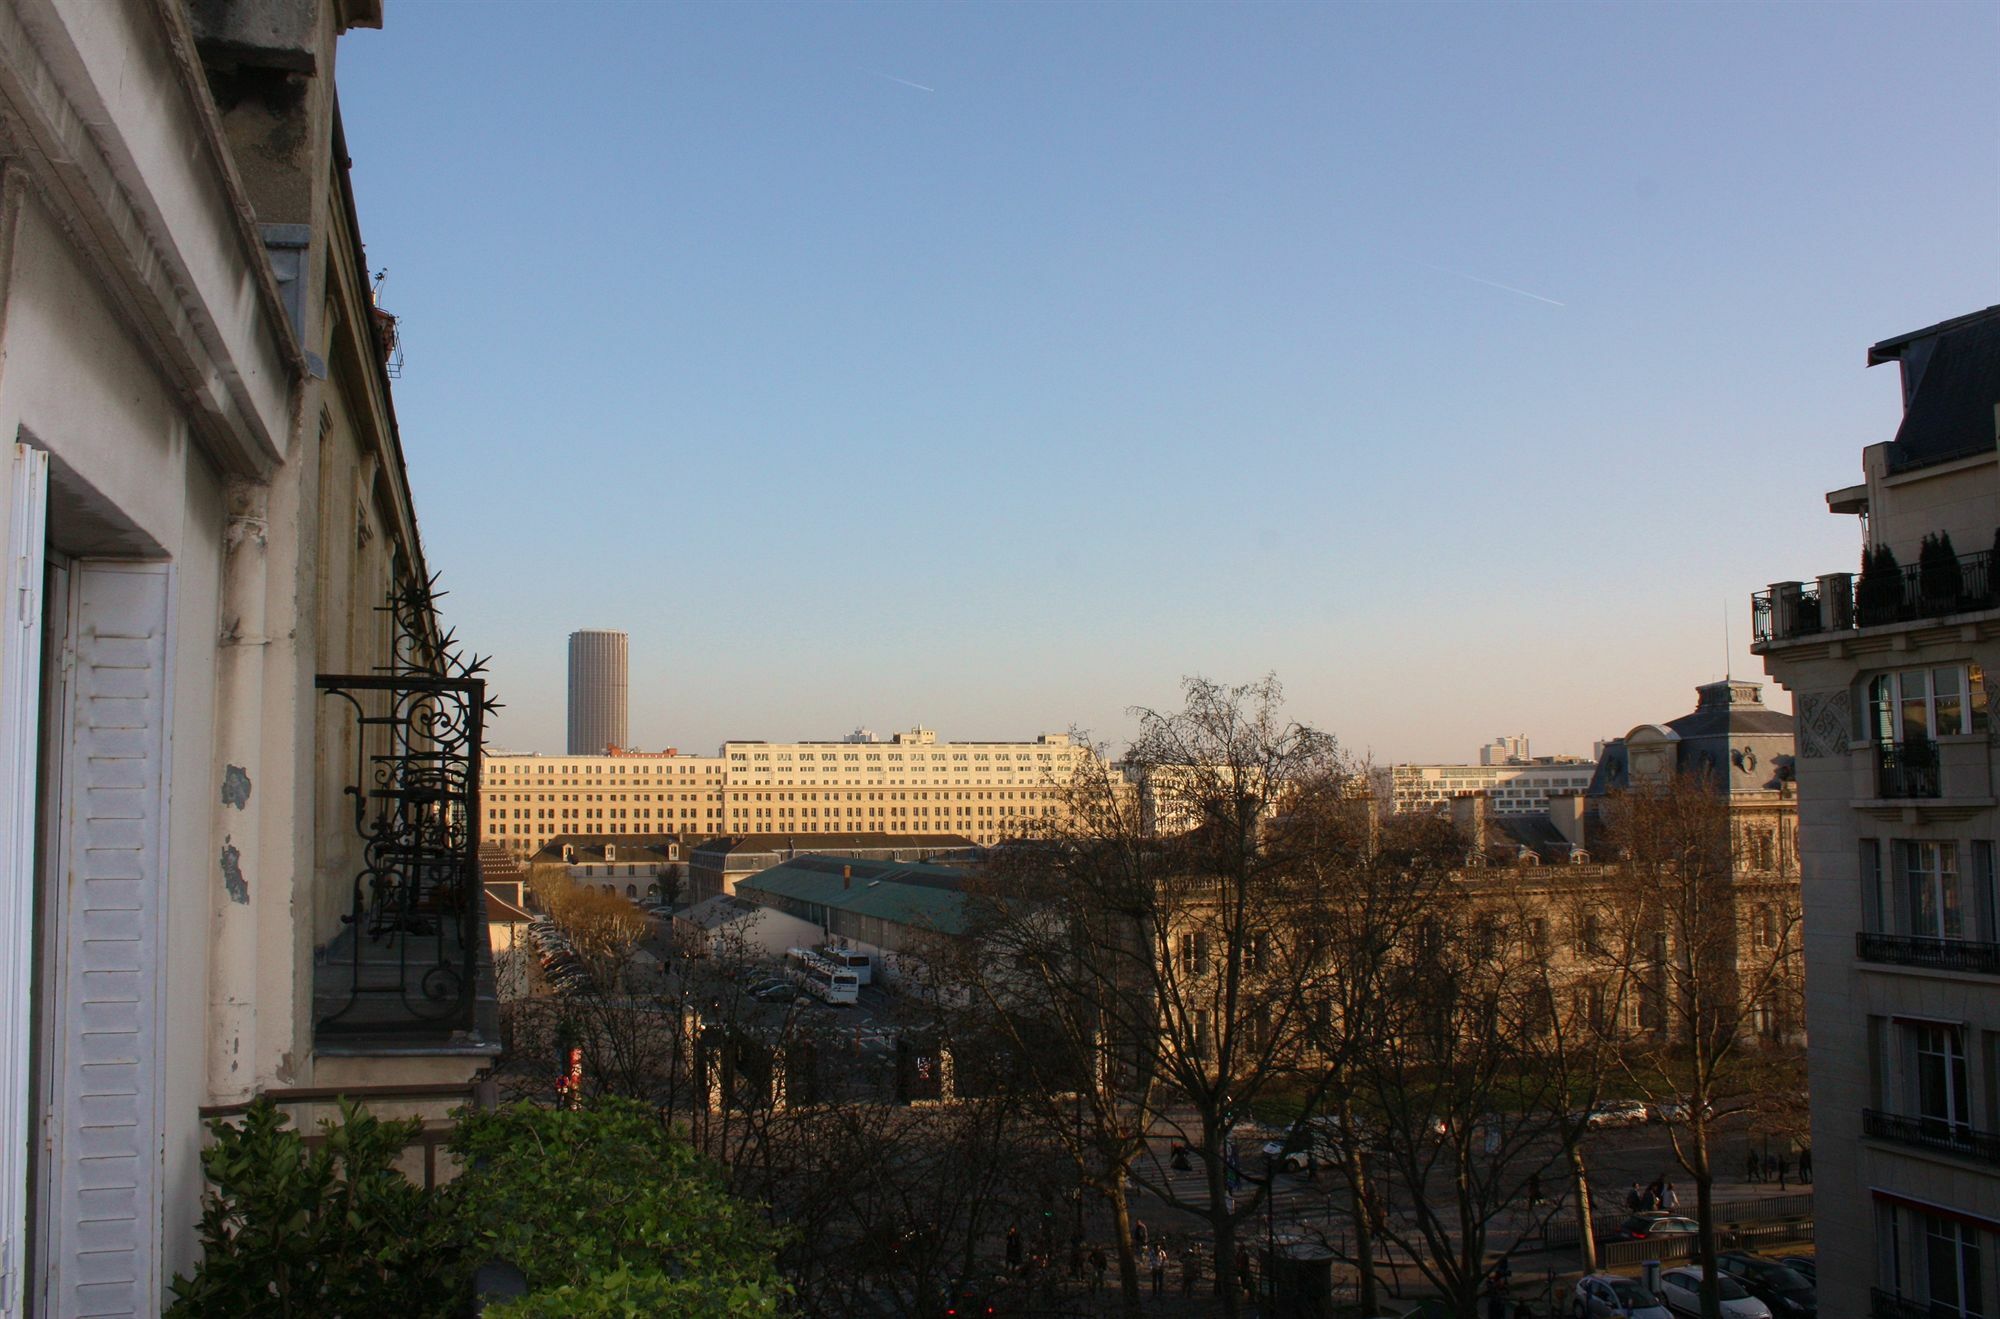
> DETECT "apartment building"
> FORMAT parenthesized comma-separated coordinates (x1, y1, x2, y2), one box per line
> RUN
(1391, 755, 1598, 816)
(0, 1, 491, 1311)
(482, 727, 1088, 854)
(1754, 305, 2000, 1319)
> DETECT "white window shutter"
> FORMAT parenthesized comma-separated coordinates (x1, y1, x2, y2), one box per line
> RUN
(0, 443, 48, 1319)
(44, 563, 169, 1318)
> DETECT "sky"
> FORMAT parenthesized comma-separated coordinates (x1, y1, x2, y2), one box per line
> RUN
(335, 2, 1998, 764)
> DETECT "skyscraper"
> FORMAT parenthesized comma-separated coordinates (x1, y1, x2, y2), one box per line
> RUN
(566, 629, 629, 755)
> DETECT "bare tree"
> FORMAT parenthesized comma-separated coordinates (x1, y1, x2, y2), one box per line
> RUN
(1591, 772, 1803, 1319)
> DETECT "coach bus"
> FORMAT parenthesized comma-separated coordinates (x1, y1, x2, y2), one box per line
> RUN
(785, 947, 860, 1005)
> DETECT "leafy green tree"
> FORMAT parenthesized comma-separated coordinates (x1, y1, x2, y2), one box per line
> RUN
(167, 1097, 462, 1318)
(451, 1098, 788, 1318)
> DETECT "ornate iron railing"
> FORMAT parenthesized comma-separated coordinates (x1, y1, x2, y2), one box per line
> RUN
(317, 577, 496, 1039)
(1755, 544, 1997, 644)
(1871, 1289, 1936, 1319)
(1863, 1108, 2000, 1165)
(1857, 931, 2000, 974)
(1877, 738, 1942, 799)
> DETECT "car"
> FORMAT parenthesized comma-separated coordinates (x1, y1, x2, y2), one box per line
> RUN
(1607, 1213, 1699, 1242)
(1774, 1257, 1814, 1283)
(1572, 1272, 1671, 1319)
(1586, 1100, 1652, 1128)
(1657, 1267, 1772, 1319)
(1651, 1098, 1715, 1124)
(755, 983, 802, 1004)
(745, 977, 787, 997)
(1716, 1253, 1815, 1317)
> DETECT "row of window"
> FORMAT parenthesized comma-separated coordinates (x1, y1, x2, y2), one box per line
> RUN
(1861, 838, 2000, 943)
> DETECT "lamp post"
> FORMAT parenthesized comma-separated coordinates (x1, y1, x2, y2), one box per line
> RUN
(1264, 1151, 1278, 1305)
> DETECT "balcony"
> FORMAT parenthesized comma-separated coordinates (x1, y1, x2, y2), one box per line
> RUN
(1871, 1289, 1937, 1319)
(1857, 931, 2000, 975)
(1752, 544, 1996, 646)
(1877, 739, 1942, 799)
(1863, 1107, 2000, 1165)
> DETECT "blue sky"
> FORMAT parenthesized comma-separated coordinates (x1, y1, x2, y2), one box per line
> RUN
(336, 2, 1997, 762)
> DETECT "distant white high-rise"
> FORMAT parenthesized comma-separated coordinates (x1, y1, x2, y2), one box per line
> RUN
(566, 630, 628, 755)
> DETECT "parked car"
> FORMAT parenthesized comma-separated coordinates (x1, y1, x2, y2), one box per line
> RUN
(1572, 1272, 1672, 1319)
(1607, 1213, 1699, 1242)
(1651, 1098, 1714, 1124)
(1586, 1100, 1652, 1128)
(1774, 1257, 1814, 1283)
(1657, 1267, 1772, 1319)
(1717, 1253, 1816, 1317)
(755, 983, 801, 1004)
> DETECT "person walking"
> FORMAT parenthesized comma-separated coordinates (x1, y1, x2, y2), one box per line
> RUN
(1151, 1244, 1168, 1298)
(1235, 1244, 1254, 1299)
(1627, 1181, 1645, 1212)
(1746, 1149, 1761, 1183)
(1776, 1153, 1790, 1189)
(1089, 1246, 1107, 1295)
(1526, 1171, 1543, 1206)
(1662, 1180, 1679, 1212)
(1181, 1245, 1201, 1298)
(1005, 1226, 1022, 1273)
(1132, 1218, 1148, 1253)
(1764, 1152, 1780, 1185)
(1799, 1146, 1813, 1184)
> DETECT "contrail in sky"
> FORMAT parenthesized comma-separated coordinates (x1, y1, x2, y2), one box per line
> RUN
(866, 70, 935, 93)
(1422, 262, 1566, 307)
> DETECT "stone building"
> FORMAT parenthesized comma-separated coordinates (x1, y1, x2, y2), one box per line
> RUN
(1755, 305, 2000, 1319)
(0, 2, 490, 1311)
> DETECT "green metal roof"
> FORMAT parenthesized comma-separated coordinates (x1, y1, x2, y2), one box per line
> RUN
(737, 857, 970, 936)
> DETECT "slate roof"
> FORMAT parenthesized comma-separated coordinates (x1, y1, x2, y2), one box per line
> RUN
(691, 832, 977, 859)
(531, 834, 686, 865)
(1869, 305, 2000, 474)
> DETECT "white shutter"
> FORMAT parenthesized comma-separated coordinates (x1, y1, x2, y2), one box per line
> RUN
(44, 563, 169, 1319)
(0, 444, 48, 1319)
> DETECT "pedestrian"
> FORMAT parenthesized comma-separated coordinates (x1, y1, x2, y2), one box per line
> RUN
(1799, 1146, 1813, 1184)
(1487, 1285, 1507, 1319)
(1089, 1246, 1107, 1295)
(1492, 1255, 1512, 1292)
(1236, 1244, 1254, 1298)
(1151, 1244, 1168, 1298)
(1764, 1152, 1779, 1185)
(1627, 1181, 1645, 1212)
(1776, 1153, 1790, 1189)
(1181, 1246, 1201, 1298)
(1132, 1218, 1148, 1252)
(1526, 1171, 1542, 1205)
(1746, 1150, 1761, 1183)
(1645, 1178, 1663, 1211)
(1005, 1226, 1022, 1272)
(1662, 1180, 1679, 1212)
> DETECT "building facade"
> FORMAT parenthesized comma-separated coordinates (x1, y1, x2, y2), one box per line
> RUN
(0, 3, 493, 1311)
(1754, 305, 2000, 1319)
(483, 727, 1088, 854)
(566, 628, 628, 755)
(1391, 755, 1598, 816)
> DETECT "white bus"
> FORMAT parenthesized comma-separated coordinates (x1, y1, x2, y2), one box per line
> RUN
(821, 948, 873, 985)
(785, 947, 860, 1005)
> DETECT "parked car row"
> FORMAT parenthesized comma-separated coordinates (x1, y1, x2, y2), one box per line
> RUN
(527, 916, 594, 996)
(1570, 1253, 1815, 1319)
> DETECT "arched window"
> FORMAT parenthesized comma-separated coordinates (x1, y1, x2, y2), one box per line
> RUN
(626, 884, 637, 899)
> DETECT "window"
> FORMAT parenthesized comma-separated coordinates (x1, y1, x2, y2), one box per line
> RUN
(1869, 665, 1986, 743)
(1899, 841, 1965, 939)
(1912, 1022, 1971, 1131)
(1926, 1215, 1985, 1318)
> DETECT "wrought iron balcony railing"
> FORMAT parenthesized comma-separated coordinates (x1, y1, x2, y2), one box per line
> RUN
(1871, 1288, 1938, 1319)
(1858, 931, 2000, 975)
(315, 576, 497, 1044)
(1877, 738, 1942, 798)
(1863, 1107, 2000, 1165)
(1753, 544, 1995, 644)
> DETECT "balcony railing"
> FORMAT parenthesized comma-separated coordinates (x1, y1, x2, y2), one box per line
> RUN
(1753, 544, 1996, 644)
(1858, 931, 2000, 975)
(315, 577, 499, 1045)
(1863, 1107, 2000, 1165)
(1871, 1289, 1939, 1319)
(1877, 738, 1942, 798)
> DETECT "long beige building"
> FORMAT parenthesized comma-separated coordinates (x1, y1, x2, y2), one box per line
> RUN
(1755, 305, 2000, 1319)
(483, 726, 1089, 853)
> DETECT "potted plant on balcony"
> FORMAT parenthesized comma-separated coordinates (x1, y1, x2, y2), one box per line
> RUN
(1918, 532, 1965, 616)
(1857, 544, 1903, 625)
